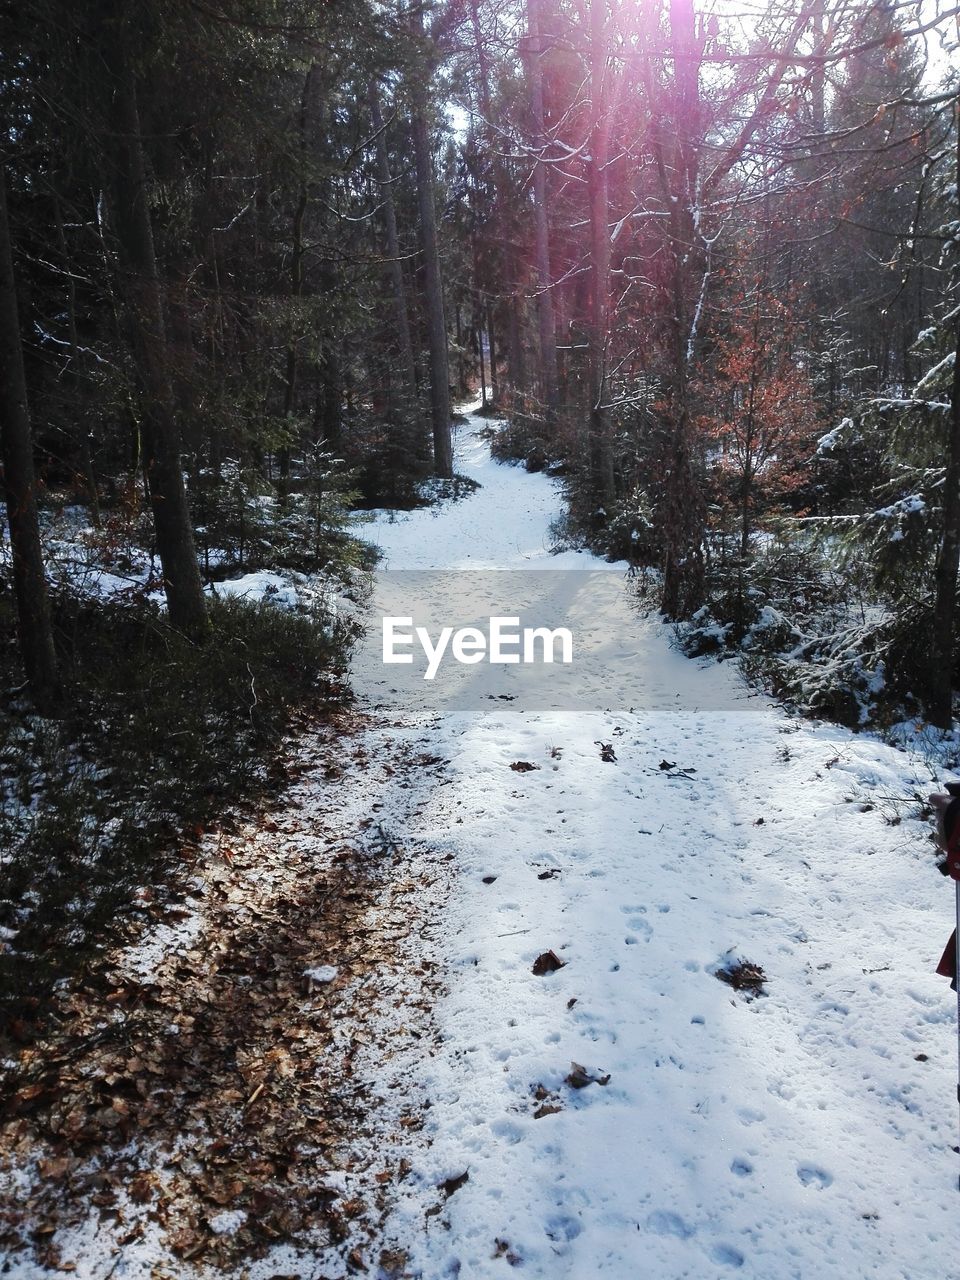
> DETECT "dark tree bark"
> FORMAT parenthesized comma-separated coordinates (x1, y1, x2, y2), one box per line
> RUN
(106, 45, 209, 638)
(279, 65, 320, 499)
(475, 322, 487, 408)
(369, 79, 421, 417)
(506, 285, 526, 411)
(587, 0, 615, 507)
(0, 166, 60, 711)
(653, 0, 706, 618)
(55, 193, 101, 527)
(928, 106, 960, 729)
(524, 0, 559, 429)
(409, 8, 454, 478)
(487, 302, 500, 403)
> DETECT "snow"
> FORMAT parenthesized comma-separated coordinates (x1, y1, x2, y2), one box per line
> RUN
(352, 406, 959, 1279)
(121, 901, 204, 985)
(873, 494, 928, 520)
(207, 1210, 247, 1236)
(304, 964, 338, 983)
(6, 408, 958, 1279)
(915, 350, 956, 395)
(362, 429, 596, 573)
(816, 417, 854, 455)
(211, 570, 299, 608)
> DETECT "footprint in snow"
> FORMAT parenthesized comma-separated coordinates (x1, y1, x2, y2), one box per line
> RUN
(624, 917, 653, 941)
(709, 1244, 746, 1269)
(797, 1164, 833, 1190)
(544, 1214, 582, 1243)
(737, 1107, 766, 1126)
(646, 1210, 695, 1240)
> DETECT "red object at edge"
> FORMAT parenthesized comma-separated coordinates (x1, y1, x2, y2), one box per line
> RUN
(946, 826, 960, 882)
(937, 929, 957, 983)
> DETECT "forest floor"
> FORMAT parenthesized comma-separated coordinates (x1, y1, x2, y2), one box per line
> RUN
(2, 407, 959, 1280)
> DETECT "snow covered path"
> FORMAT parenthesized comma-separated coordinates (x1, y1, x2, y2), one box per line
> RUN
(355, 409, 958, 1280)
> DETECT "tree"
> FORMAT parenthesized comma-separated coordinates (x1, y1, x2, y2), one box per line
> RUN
(103, 22, 209, 638)
(0, 165, 59, 711)
(369, 78, 422, 426)
(408, 5, 454, 479)
(925, 100, 960, 729)
(524, 0, 560, 429)
(698, 275, 819, 556)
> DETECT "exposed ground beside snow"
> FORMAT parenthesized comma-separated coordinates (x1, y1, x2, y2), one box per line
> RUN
(2, 407, 959, 1280)
(0, 713, 452, 1278)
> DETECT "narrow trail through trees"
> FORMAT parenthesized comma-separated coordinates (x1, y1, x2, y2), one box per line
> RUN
(2, 409, 958, 1279)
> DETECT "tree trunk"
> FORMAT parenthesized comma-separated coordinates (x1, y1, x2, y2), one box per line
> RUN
(369, 80, 422, 421)
(107, 47, 209, 638)
(279, 179, 307, 489)
(525, 0, 559, 429)
(587, 0, 614, 507)
(55, 194, 101, 527)
(317, 350, 343, 450)
(506, 286, 526, 412)
(929, 113, 960, 728)
(476, 322, 487, 408)
(280, 65, 322, 499)
(0, 166, 60, 711)
(658, 0, 706, 618)
(408, 10, 453, 478)
(740, 458, 753, 561)
(487, 302, 500, 403)
(930, 324, 960, 727)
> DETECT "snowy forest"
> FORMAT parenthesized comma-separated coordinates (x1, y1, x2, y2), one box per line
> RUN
(2, 0, 960, 1276)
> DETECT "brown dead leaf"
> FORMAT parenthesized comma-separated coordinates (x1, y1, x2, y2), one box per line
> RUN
(532, 950, 565, 975)
(565, 1062, 610, 1089)
(438, 1171, 469, 1198)
(127, 1174, 156, 1204)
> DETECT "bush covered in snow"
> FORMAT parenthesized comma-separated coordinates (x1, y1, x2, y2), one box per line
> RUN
(677, 516, 960, 730)
(678, 535, 891, 727)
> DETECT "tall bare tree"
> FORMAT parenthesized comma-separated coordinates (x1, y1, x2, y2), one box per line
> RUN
(408, 5, 454, 478)
(524, 0, 560, 429)
(105, 36, 209, 638)
(0, 165, 59, 711)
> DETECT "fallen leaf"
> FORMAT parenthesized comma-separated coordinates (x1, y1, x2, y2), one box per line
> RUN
(566, 1061, 610, 1089)
(438, 1170, 469, 1198)
(532, 950, 565, 976)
